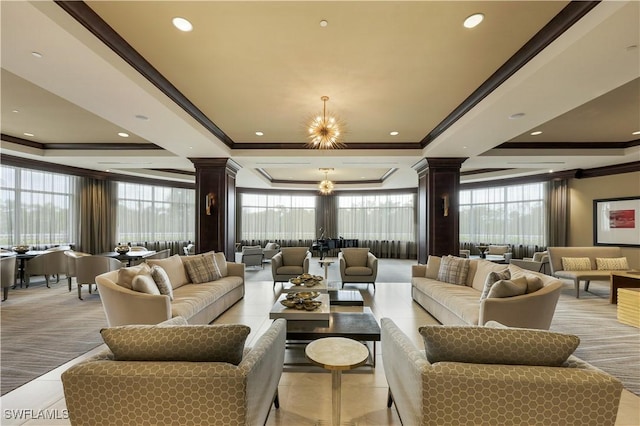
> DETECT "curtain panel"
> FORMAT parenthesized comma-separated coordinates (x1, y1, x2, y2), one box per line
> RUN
(79, 178, 117, 254)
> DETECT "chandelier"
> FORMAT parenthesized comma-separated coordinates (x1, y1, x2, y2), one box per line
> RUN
(306, 96, 346, 149)
(318, 168, 334, 195)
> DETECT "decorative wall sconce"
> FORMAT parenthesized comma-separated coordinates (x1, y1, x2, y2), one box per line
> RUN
(206, 192, 215, 215)
(442, 193, 450, 217)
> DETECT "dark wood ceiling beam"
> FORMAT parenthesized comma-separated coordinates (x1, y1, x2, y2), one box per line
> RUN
(421, 1, 600, 148)
(496, 140, 640, 150)
(1, 134, 162, 150)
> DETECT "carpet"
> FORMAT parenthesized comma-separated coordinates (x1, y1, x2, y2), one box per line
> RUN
(0, 277, 107, 395)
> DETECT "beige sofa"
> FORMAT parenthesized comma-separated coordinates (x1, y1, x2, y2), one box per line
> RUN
(381, 318, 623, 426)
(96, 254, 244, 326)
(412, 256, 562, 329)
(62, 317, 286, 426)
(548, 246, 633, 298)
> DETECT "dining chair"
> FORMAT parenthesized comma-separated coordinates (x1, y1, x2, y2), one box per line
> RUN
(24, 250, 69, 288)
(129, 246, 148, 252)
(64, 250, 92, 291)
(144, 249, 171, 260)
(1, 256, 17, 301)
(75, 256, 123, 300)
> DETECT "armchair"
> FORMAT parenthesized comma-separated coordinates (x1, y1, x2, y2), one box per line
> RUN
(24, 250, 69, 289)
(75, 255, 122, 300)
(64, 250, 91, 291)
(339, 248, 378, 290)
(62, 318, 286, 426)
(271, 247, 311, 288)
(510, 251, 550, 274)
(240, 245, 264, 268)
(262, 242, 280, 260)
(486, 245, 513, 262)
(1, 256, 17, 301)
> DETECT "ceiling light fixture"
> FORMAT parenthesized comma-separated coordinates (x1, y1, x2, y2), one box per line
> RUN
(306, 96, 346, 149)
(530, 131, 543, 136)
(318, 168, 335, 195)
(463, 13, 484, 29)
(632, 130, 640, 135)
(23, 132, 34, 137)
(509, 112, 525, 119)
(172, 17, 193, 32)
(135, 114, 149, 121)
(31, 51, 43, 58)
(255, 131, 264, 136)
(320, 20, 328, 27)
(390, 131, 399, 136)
(118, 132, 129, 138)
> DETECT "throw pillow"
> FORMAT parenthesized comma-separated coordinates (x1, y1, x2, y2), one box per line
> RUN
(486, 276, 528, 298)
(182, 254, 218, 283)
(596, 257, 629, 270)
(561, 257, 591, 271)
(437, 255, 470, 285)
(101, 323, 251, 365)
(131, 274, 160, 295)
(150, 265, 174, 300)
(480, 269, 511, 300)
(117, 263, 151, 290)
(145, 254, 190, 289)
(418, 325, 580, 367)
(425, 255, 441, 279)
(522, 273, 544, 293)
(212, 252, 228, 278)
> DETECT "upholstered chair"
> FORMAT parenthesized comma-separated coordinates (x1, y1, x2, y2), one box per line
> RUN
(262, 242, 280, 260)
(459, 249, 471, 258)
(339, 247, 378, 290)
(271, 247, 311, 288)
(183, 243, 195, 255)
(510, 251, 550, 274)
(64, 250, 91, 291)
(486, 245, 513, 262)
(144, 249, 171, 260)
(240, 245, 264, 268)
(24, 250, 69, 288)
(1, 256, 17, 301)
(75, 255, 122, 300)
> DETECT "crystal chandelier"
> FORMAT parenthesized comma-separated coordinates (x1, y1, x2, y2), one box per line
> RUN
(306, 96, 346, 149)
(318, 168, 334, 195)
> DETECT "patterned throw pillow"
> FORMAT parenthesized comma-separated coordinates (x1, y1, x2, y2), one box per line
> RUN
(418, 325, 580, 366)
(150, 265, 174, 300)
(437, 255, 470, 285)
(596, 257, 629, 270)
(101, 323, 251, 365)
(561, 257, 592, 271)
(131, 274, 160, 295)
(182, 255, 218, 283)
(486, 276, 528, 299)
(480, 270, 511, 300)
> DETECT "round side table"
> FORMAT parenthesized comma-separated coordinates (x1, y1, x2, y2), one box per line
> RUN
(305, 337, 369, 425)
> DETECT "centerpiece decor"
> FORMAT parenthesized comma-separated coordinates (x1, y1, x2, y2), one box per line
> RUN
(280, 291, 322, 310)
(289, 273, 323, 287)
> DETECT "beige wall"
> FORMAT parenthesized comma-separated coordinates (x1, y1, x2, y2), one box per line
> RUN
(568, 171, 640, 269)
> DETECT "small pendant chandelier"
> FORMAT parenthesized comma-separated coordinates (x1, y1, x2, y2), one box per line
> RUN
(306, 96, 346, 149)
(318, 168, 334, 195)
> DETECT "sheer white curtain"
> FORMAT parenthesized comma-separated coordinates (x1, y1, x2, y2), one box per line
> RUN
(337, 193, 416, 242)
(459, 182, 547, 246)
(240, 193, 316, 240)
(116, 182, 194, 244)
(0, 165, 78, 246)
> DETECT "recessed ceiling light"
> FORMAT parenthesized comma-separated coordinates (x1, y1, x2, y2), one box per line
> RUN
(12, 109, 19, 113)
(117, 132, 129, 138)
(509, 112, 525, 119)
(23, 132, 34, 137)
(255, 131, 264, 136)
(463, 13, 484, 29)
(320, 20, 328, 28)
(549, 169, 554, 173)
(389, 131, 399, 136)
(31, 51, 43, 58)
(530, 131, 543, 136)
(135, 114, 149, 121)
(172, 17, 193, 32)
(632, 130, 640, 135)
(463, 146, 468, 149)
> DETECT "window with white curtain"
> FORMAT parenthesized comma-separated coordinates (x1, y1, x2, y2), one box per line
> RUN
(459, 182, 547, 245)
(0, 165, 78, 246)
(338, 193, 416, 241)
(117, 182, 195, 243)
(240, 193, 316, 240)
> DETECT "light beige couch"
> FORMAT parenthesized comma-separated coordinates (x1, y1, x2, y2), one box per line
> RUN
(412, 257, 562, 329)
(62, 317, 286, 426)
(96, 254, 244, 326)
(381, 318, 623, 426)
(548, 246, 634, 298)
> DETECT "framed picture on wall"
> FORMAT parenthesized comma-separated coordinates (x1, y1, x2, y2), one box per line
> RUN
(593, 196, 640, 247)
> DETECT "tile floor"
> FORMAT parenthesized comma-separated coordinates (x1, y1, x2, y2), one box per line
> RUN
(1, 279, 639, 425)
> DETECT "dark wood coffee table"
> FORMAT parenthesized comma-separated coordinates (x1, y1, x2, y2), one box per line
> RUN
(285, 307, 380, 367)
(329, 289, 364, 306)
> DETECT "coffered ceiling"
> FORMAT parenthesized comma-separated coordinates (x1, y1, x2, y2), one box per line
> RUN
(1, 1, 638, 190)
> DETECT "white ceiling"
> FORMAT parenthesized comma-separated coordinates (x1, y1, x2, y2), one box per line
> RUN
(1, 1, 639, 190)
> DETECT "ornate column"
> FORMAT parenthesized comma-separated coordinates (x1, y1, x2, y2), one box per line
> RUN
(189, 158, 241, 260)
(413, 158, 466, 264)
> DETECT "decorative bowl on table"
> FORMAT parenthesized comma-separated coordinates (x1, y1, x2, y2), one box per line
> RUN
(289, 274, 323, 287)
(12, 245, 30, 254)
(115, 245, 130, 254)
(302, 300, 322, 311)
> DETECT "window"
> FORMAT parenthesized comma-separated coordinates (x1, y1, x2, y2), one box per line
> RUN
(0, 165, 78, 246)
(117, 182, 195, 243)
(459, 182, 547, 245)
(240, 193, 316, 240)
(338, 193, 415, 242)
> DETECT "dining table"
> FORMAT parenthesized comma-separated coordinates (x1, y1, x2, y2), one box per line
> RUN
(98, 250, 157, 266)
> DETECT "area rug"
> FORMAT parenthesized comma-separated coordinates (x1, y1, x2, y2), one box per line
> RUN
(0, 278, 107, 395)
(551, 280, 640, 396)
